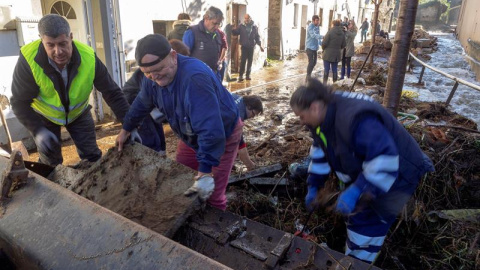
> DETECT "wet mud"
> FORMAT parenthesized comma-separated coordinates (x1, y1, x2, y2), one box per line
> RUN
(49, 143, 200, 237)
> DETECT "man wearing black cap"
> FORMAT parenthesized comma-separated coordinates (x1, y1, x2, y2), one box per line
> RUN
(116, 34, 243, 210)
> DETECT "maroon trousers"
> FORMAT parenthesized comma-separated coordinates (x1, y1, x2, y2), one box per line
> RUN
(176, 119, 243, 210)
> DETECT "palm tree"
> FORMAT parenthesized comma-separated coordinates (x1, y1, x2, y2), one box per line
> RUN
(383, 0, 419, 116)
(369, 0, 383, 65)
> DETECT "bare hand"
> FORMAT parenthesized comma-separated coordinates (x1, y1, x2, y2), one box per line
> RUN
(115, 129, 130, 151)
(245, 161, 256, 171)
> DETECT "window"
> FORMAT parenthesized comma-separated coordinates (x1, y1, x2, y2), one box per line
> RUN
(293, 4, 299, 28)
(50, 1, 76, 19)
(319, 8, 323, 26)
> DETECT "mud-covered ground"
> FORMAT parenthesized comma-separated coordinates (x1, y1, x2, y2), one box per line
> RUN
(48, 143, 200, 237)
(29, 46, 480, 269)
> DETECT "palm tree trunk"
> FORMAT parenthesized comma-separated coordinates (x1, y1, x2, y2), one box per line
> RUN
(383, 0, 419, 116)
(369, 0, 382, 65)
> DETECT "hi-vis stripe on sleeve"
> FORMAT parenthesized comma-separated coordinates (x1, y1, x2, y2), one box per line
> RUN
(308, 146, 330, 175)
(362, 154, 399, 192)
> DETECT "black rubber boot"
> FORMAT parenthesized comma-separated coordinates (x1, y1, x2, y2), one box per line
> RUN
(333, 72, 338, 83)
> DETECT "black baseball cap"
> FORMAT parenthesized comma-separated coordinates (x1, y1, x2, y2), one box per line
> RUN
(135, 34, 172, 67)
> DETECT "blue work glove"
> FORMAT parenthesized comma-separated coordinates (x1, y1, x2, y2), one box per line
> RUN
(305, 185, 319, 212)
(33, 127, 60, 156)
(129, 128, 142, 144)
(336, 184, 362, 216)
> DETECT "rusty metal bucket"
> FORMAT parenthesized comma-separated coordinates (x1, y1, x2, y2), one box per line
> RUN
(0, 151, 229, 269)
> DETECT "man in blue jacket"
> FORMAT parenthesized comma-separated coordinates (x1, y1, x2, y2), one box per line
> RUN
(116, 34, 243, 210)
(290, 79, 434, 263)
(232, 14, 264, 82)
(305, 15, 322, 81)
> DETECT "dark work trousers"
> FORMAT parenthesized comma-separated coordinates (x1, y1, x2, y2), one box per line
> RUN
(306, 49, 318, 78)
(38, 109, 102, 166)
(341, 49, 352, 79)
(239, 46, 255, 78)
(138, 116, 166, 152)
(323, 60, 339, 82)
(361, 30, 367, 43)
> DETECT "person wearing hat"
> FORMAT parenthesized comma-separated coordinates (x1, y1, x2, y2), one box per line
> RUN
(116, 34, 243, 210)
(10, 14, 130, 166)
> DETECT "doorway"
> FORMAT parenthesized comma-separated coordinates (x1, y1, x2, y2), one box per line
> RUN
(229, 4, 246, 74)
(300, 5, 307, 50)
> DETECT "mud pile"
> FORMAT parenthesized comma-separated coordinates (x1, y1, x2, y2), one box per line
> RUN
(49, 143, 199, 237)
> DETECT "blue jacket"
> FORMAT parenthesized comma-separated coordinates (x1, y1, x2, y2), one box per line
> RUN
(123, 54, 239, 173)
(305, 23, 322, 51)
(232, 93, 247, 121)
(307, 92, 434, 198)
(231, 21, 262, 48)
(232, 93, 248, 148)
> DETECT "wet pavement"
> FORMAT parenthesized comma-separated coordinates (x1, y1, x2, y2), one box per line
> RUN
(405, 33, 480, 129)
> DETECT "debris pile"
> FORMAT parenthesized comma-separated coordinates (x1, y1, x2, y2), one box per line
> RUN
(410, 28, 439, 60)
(230, 84, 480, 269)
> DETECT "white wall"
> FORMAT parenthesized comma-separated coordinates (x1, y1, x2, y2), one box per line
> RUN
(0, 0, 42, 99)
(118, 0, 225, 61)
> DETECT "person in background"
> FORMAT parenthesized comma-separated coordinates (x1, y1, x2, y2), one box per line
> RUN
(340, 20, 357, 80)
(183, 6, 224, 75)
(121, 39, 191, 154)
(232, 14, 264, 82)
(11, 14, 130, 166)
(116, 34, 243, 210)
(305, 15, 322, 81)
(321, 20, 345, 84)
(167, 13, 192, 41)
(217, 28, 228, 82)
(232, 93, 263, 170)
(360, 18, 369, 43)
(290, 78, 434, 264)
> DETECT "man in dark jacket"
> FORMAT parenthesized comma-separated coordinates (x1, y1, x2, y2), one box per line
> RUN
(122, 69, 165, 153)
(232, 14, 264, 82)
(183, 6, 224, 74)
(167, 13, 192, 41)
(360, 18, 369, 43)
(10, 14, 130, 166)
(290, 79, 434, 263)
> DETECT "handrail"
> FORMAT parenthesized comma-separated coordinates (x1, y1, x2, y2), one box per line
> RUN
(408, 52, 480, 105)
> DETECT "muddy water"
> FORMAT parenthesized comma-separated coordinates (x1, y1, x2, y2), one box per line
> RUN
(405, 34, 480, 129)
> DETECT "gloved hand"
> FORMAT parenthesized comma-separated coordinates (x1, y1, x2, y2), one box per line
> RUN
(305, 185, 318, 212)
(129, 128, 142, 144)
(150, 108, 165, 124)
(33, 127, 60, 156)
(184, 175, 215, 202)
(336, 184, 362, 216)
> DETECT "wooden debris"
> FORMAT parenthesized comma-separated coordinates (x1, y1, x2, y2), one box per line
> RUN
(229, 163, 282, 184)
(249, 178, 288, 186)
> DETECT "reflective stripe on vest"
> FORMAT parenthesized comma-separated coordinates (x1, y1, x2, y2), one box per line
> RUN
(316, 126, 327, 147)
(21, 40, 95, 125)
